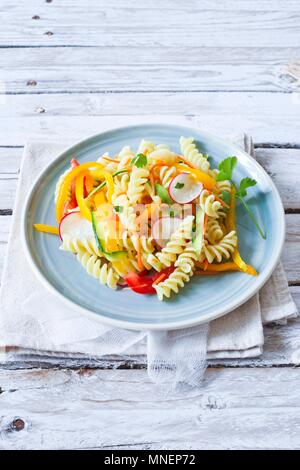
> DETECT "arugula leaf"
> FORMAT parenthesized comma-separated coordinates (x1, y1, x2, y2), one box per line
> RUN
(130, 153, 147, 168)
(175, 182, 184, 189)
(236, 177, 257, 198)
(221, 190, 231, 206)
(216, 156, 237, 182)
(155, 183, 173, 204)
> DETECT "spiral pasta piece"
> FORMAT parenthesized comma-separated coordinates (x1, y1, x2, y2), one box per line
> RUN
(120, 232, 155, 270)
(158, 165, 177, 188)
(97, 152, 118, 174)
(147, 215, 194, 270)
(137, 140, 156, 156)
(117, 146, 134, 170)
(127, 167, 150, 204)
(179, 136, 210, 173)
(146, 253, 164, 272)
(148, 148, 178, 165)
(203, 230, 237, 263)
(76, 251, 119, 289)
(198, 189, 221, 218)
(205, 219, 224, 244)
(174, 243, 198, 274)
(154, 245, 196, 300)
(60, 234, 102, 257)
(114, 173, 130, 196)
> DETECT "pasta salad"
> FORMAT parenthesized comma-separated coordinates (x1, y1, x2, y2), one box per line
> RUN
(34, 137, 264, 301)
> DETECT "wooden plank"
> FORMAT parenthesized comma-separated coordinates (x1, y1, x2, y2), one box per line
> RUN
(255, 149, 300, 210)
(1, 368, 300, 449)
(1, 91, 299, 119)
(3, 0, 300, 15)
(2, 2, 300, 48)
(0, 48, 299, 93)
(1, 93, 300, 146)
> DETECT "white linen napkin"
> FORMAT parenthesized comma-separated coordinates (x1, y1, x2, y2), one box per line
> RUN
(0, 123, 297, 388)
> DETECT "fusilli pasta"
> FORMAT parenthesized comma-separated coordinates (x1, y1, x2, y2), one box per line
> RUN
(203, 230, 237, 263)
(76, 250, 119, 289)
(180, 136, 210, 173)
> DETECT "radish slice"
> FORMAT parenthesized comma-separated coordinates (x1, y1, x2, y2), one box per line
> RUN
(59, 211, 94, 241)
(152, 217, 182, 248)
(169, 173, 203, 204)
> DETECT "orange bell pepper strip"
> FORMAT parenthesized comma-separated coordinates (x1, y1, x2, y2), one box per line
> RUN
(195, 261, 241, 272)
(34, 224, 59, 235)
(226, 187, 257, 276)
(56, 162, 105, 222)
(136, 237, 144, 272)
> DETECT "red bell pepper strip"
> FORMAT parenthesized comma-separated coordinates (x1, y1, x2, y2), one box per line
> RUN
(124, 267, 174, 295)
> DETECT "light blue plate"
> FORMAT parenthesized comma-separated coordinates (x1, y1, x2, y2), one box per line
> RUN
(22, 124, 285, 330)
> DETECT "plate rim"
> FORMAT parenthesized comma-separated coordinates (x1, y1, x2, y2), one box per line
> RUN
(21, 123, 286, 331)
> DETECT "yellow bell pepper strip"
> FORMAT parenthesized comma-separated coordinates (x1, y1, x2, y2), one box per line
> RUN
(56, 162, 104, 222)
(175, 164, 215, 190)
(94, 190, 106, 207)
(34, 224, 59, 235)
(75, 172, 92, 221)
(226, 187, 258, 276)
(87, 169, 128, 200)
(88, 169, 114, 203)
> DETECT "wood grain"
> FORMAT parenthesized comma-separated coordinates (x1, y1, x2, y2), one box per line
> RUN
(1, 368, 300, 450)
(1, 93, 300, 146)
(1, 47, 299, 93)
(2, 1, 300, 49)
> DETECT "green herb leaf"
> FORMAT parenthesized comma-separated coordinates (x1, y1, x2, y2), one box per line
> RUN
(155, 183, 173, 204)
(216, 156, 237, 182)
(130, 153, 147, 168)
(221, 190, 231, 206)
(175, 182, 184, 189)
(236, 177, 257, 198)
(114, 206, 123, 213)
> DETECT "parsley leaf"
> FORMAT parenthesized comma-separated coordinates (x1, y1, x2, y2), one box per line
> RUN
(175, 182, 184, 189)
(130, 153, 147, 168)
(216, 156, 237, 181)
(236, 177, 257, 198)
(114, 206, 123, 213)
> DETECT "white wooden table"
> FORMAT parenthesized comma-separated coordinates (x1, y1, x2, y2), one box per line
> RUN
(1, 0, 300, 450)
